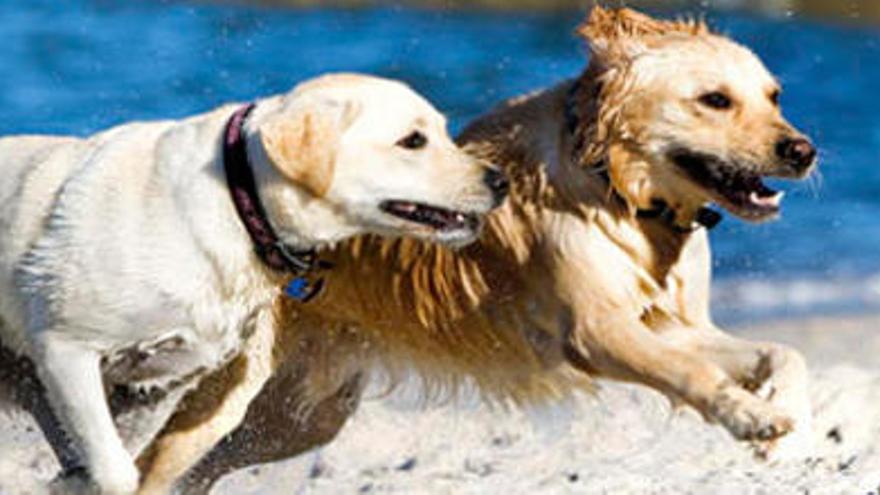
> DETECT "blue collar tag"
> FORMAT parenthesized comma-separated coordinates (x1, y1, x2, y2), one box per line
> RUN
(284, 276, 324, 302)
(285, 277, 310, 300)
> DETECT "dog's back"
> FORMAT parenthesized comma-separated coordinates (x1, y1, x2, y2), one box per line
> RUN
(0, 135, 83, 241)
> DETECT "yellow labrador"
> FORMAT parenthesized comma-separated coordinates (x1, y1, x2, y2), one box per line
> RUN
(138, 8, 819, 493)
(0, 73, 505, 494)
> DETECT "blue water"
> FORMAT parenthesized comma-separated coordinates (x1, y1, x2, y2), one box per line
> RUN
(1, 1, 878, 324)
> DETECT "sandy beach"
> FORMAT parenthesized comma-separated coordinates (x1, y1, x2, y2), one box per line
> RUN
(1, 315, 878, 494)
(0, 0, 876, 491)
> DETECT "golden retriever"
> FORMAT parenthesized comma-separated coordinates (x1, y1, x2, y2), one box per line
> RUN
(0, 73, 504, 494)
(135, 8, 818, 493)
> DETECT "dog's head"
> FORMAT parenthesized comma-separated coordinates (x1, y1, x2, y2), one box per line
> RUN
(576, 7, 816, 223)
(249, 73, 507, 248)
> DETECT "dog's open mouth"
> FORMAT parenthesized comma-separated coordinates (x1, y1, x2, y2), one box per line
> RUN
(669, 149, 783, 220)
(380, 200, 480, 232)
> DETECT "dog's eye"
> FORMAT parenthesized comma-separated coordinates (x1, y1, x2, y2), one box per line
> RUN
(698, 91, 733, 110)
(769, 89, 781, 107)
(396, 131, 428, 150)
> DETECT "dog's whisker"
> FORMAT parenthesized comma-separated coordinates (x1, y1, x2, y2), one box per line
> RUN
(806, 169, 824, 198)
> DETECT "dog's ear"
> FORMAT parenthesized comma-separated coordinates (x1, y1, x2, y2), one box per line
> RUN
(260, 102, 359, 198)
(578, 6, 708, 64)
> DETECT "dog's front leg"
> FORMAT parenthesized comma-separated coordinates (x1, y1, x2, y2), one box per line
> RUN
(136, 309, 276, 495)
(566, 315, 795, 445)
(33, 333, 141, 495)
(664, 326, 813, 460)
(669, 235, 813, 459)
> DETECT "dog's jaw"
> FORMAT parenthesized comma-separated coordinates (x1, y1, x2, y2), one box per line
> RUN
(368, 201, 484, 248)
(601, 144, 771, 230)
(665, 147, 785, 223)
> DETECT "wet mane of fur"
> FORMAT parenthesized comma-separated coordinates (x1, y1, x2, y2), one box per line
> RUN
(573, 7, 711, 210)
(275, 137, 592, 407)
(578, 6, 709, 52)
(575, 8, 709, 163)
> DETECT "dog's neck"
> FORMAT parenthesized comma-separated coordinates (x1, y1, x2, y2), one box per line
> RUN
(224, 104, 330, 300)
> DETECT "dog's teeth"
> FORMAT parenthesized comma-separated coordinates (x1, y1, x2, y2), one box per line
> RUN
(768, 191, 784, 206)
(455, 213, 466, 223)
(749, 191, 783, 208)
(748, 192, 761, 205)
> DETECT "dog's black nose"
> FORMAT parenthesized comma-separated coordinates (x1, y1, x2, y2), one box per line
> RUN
(776, 137, 817, 173)
(483, 167, 510, 206)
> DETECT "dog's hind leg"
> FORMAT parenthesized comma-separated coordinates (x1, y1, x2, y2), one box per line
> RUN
(113, 385, 193, 460)
(136, 309, 277, 495)
(32, 332, 141, 495)
(179, 370, 364, 494)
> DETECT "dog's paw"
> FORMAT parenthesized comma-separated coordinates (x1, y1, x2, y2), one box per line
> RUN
(751, 417, 815, 462)
(96, 462, 140, 495)
(711, 385, 794, 442)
